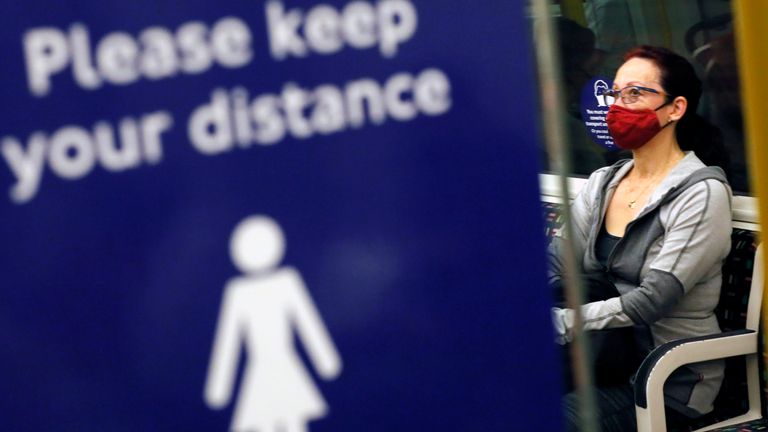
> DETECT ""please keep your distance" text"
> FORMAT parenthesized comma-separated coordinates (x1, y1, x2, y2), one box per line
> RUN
(2, 0, 454, 204)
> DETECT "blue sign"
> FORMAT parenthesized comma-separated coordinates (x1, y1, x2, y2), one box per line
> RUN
(0, 1, 560, 430)
(580, 76, 617, 150)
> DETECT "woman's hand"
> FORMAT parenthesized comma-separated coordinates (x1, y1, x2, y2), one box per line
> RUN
(552, 307, 575, 345)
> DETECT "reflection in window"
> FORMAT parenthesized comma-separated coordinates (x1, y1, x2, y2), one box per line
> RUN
(539, 0, 747, 193)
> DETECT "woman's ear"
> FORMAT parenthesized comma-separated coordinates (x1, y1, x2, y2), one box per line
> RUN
(669, 96, 688, 122)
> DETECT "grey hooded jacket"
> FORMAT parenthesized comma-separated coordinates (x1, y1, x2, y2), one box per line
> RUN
(549, 152, 733, 416)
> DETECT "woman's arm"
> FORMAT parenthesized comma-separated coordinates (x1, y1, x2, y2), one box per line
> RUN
(547, 168, 607, 285)
(553, 178, 732, 338)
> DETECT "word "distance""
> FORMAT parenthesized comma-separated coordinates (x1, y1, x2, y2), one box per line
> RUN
(23, 0, 417, 97)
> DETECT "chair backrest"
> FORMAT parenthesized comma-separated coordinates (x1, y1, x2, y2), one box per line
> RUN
(689, 230, 762, 429)
(542, 202, 565, 245)
(718, 229, 760, 333)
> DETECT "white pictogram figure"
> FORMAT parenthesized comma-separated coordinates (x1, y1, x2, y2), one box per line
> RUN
(204, 215, 342, 432)
(594, 79, 615, 107)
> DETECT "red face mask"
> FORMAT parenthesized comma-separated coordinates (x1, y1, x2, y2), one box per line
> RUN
(606, 104, 668, 150)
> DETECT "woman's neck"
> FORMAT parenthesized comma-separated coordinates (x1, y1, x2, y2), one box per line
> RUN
(630, 129, 685, 179)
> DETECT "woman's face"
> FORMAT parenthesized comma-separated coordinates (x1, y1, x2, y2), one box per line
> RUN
(612, 57, 669, 114)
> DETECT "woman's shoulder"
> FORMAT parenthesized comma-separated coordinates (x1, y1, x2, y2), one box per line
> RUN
(582, 159, 631, 191)
(663, 152, 731, 201)
(673, 164, 731, 201)
(664, 175, 732, 217)
(585, 158, 630, 181)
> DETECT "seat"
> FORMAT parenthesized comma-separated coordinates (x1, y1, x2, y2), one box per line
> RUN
(634, 240, 764, 432)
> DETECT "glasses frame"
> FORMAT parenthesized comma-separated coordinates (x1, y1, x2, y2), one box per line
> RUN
(602, 85, 670, 105)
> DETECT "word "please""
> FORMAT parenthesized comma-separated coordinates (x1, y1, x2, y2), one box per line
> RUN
(22, 0, 417, 97)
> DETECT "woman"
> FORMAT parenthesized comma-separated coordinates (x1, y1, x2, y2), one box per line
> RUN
(549, 45, 732, 431)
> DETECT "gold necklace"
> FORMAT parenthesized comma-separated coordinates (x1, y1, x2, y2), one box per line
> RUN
(626, 173, 664, 209)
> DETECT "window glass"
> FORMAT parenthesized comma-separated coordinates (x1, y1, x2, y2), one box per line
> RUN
(539, 0, 748, 193)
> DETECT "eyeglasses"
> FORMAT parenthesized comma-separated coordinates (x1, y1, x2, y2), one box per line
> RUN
(601, 85, 669, 104)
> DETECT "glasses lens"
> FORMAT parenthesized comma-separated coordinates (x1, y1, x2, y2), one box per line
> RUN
(624, 87, 642, 103)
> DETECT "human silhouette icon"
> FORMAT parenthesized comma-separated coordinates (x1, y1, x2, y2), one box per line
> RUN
(204, 215, 342, 432)
(594, 79, 614, 106)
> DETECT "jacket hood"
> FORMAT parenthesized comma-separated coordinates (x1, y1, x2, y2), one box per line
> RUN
(599, 152, 729, 217)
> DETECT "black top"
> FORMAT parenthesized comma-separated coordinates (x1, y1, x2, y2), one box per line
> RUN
(595, 222, 621, 267)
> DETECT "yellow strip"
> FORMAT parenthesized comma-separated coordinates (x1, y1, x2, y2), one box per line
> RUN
(657, 0, 672, 47)
(733, 3, 768, 327)
(560, 0, 587, 27)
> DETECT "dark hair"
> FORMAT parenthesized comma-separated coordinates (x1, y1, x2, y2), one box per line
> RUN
(623, 45, 730, 171)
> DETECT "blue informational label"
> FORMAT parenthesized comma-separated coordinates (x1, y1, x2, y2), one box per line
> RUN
(580, 77, 617, 150)
(0, 1, 561, 430)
